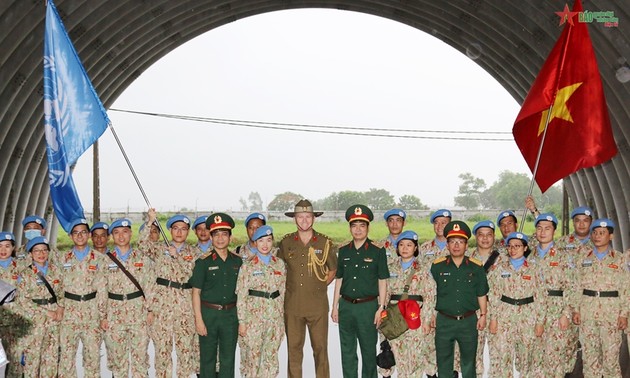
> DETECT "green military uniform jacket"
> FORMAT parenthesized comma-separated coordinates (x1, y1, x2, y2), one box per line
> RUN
(431, 256, 489, 315)
(188, 249, 242, 304)
(336, 238, 389, 298)
(277, 230, 338, 316)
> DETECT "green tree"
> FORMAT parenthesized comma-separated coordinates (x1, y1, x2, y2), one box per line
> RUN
(268, 192, 302, 212)
(336, 191, 366, 211)
(364, 188, 395, 210)
(454, 173, 486, 209)
(481, 170, 562, 211)
(397, 194, 428, 210)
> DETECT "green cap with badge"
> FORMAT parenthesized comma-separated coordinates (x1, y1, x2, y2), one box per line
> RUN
(206, 213, 235, 232)
(443, 220, 471, 240)
(345, 204, 374, 223)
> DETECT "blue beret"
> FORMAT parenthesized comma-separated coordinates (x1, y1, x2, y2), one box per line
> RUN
(505, 232, 529, 245)
(395, 230, 418, 248)
(26, 236, 49, 252)
(109, 218, 132, 234)
(245, 213, 267, 227)
(0, 232, 15, 243)
(571, 206, 593, 219)
(430, 209, 452, 224)
(590, 218, 615, 232)
(193, 215, 209, 229)
(21, 215, 47, 229)
(68, 218, 89, 233)
(384, 209, 406, 221)
(535, 213, 558, 227)
(166, 214, 190, 229)
(90, 222, 109, 232)
(252, 225, 273, 241)
(473, 220, 495, 235)
(497, 210, 517, 225)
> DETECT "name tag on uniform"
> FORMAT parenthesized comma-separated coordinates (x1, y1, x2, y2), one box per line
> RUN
(566, 243, 576, 249)
(389, 273, 398, 278)
(501, 271, 511, 278)
(108, 263, 118, 270)
(343, 257, 350, 261)
(440, 272, 450, 276)
(385, 251, 392, 257)
(63, 263, 72, 270)
(364, 258, 373, 263)
(36, 279, 43, 285)
(582, 260, 593, 267)
(208, 266, 219, 271)
(426, 251, 435, 256)
(253, 270, 264, 276)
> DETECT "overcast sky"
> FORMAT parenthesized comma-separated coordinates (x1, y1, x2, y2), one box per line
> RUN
(72, 9, 529, 213)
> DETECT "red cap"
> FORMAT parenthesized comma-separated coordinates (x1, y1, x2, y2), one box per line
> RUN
(397, 300, 421, 329)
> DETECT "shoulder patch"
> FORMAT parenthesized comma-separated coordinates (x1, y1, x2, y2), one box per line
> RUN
(469, 257, 482, 266)
(433, 256, 447, 264)
(199, 251, 212, 260)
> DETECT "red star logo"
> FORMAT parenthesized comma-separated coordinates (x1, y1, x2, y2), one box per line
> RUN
(555, 3, 579, 26)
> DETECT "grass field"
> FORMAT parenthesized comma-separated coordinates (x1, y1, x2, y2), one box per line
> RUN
(55, 217, 538, 251)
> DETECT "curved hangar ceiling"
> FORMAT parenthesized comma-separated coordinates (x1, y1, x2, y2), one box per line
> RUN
(0, 1, 628, 247)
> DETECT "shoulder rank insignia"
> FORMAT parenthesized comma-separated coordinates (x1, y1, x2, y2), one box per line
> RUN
(433, 256, 447, 264)
(199, 251, 212, 260)
(469, 257, 482, 266)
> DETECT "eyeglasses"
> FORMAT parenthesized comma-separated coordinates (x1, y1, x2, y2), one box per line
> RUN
(447, 239, 466, 246)
(31, 248, 49, 253)
(507, 244, 524, 250)
(71, 230, 89, 236)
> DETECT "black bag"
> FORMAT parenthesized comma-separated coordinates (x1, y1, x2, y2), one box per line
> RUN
(376, 339, 396, 369)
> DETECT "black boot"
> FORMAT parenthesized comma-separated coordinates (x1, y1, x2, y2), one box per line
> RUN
(453, 371, 459, 378)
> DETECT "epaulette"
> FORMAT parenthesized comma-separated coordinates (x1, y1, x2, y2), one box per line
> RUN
(280, 232, 297, 241)
(199, 251, 212, 260)
(469, 257, 482, 266)
(433, 256, 447, 264)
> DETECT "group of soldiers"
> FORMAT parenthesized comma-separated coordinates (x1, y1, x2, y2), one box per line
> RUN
(0, 197, 627, 378)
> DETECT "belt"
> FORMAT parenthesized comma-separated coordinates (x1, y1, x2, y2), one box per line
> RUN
(108, 291, 143, 301)
(438, 310, 477, 321)
(583, 289, 619, 298)
(341, 295, 377, 304)
(500, 295, 534, 306)
(32, 297, 56, 305)
(390, 294, 423, 302)
(547, 289, 564, 297)
(248, 289, 280, 299)
(64, 291, 97, 302)
(201, 301, 236, 310)
(156, 277, 192, 289)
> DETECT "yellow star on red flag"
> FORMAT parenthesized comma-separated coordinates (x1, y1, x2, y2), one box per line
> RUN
(538, 82, 582, 136)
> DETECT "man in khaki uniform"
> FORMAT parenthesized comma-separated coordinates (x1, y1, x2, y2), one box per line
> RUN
(277, 199, 338, 378)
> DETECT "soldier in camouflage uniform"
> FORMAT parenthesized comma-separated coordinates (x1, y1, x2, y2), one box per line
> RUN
(378, 230, 436, 378)
(468, 220, 502, 376)
(571, 219, 628, 378)
(418, 209, 451, 267)
(90, 221, 110, 254)
(236, 225, 286, 378)
(555, 206, 595, 254)
(488, 232, 545, 377)
(234, 212, 267, 261)
(140, 211, 201, 377)
(57, 219, 107, 378)
(528, 213, 576, 377)
(0, 232, 28, 377)
(193, 215, 212, 253)
(16, 215, 48, 269)
(16, 236, 63, 378)
(101, 218, 155, 378)
(495, 211, 518, 254)
(378, 208, 407, 264)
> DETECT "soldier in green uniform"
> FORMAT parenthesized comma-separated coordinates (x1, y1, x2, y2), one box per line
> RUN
(430, 220, 489, 378)
(277, 199, 338, 378)
(331, 204, 389, 378)
(189, 213, 242, 378)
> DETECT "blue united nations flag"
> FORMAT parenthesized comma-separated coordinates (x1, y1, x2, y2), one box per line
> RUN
(43, 0, 110, 232)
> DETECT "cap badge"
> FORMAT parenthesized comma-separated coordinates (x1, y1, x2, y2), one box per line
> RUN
(214, 215, 222, 224)
(122, 221, 129, 227)
(354, 207, 362, 216)
(4, 235, 10, 240)
(184, 218, 190, 224)
(265, 229, 272, 236)
(453, 224, 461, 232)
(585, 210, 591, 216)
(600, 221, 608, 227)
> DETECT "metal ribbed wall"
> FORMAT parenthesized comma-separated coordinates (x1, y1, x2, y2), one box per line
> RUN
(0, 0, 628, 248)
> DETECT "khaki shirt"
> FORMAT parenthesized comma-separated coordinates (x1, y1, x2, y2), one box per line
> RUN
(277, 230, 338, 316)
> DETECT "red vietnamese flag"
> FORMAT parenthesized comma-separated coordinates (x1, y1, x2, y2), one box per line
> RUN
(512, 0, 617, 192)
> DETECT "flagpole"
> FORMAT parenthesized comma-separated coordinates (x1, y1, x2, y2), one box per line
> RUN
(518, 15, 576, 233)
(107, 123, 170, 247)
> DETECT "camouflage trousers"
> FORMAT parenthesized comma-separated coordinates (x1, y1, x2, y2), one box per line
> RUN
(388, 328, 435, 377)
(0, 321, 28, 377)
(58, 321, 102, 377)
(492, 315, 538, 377)
(150, 308, 198, 377)
(532, 319, 577, 377)
(21, 321, 59, 378)
(580, 319, 622, 378)
(104, 323, 149, 378)
(238, 317, 284, 378)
